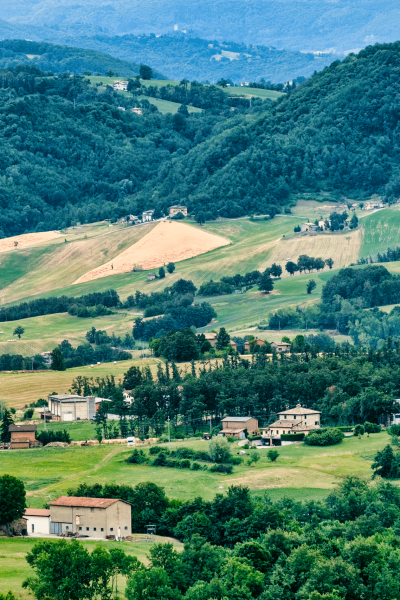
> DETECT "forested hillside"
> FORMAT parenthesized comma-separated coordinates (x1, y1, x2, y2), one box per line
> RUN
(3, 42, 400, 235)
(2, 0, 400, 53)
(0, 39, 165, 78)
(49, 34, 335, 84)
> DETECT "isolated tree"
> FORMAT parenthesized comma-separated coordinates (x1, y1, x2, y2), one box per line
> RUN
(259, 270, 274, 293)
(0, 475, 26, 535)
(372, 445, 400, 479)
(13, 326, 24, 339)
(166, 262, 175, 274)
(139, 64, 153, 80)
(269, 263, 282, 278)
(105, 69, 115, 77)
(208, 437, 231, 463)
(179, 78, 189, 90)
(307, 280, 317, 294)
(313, 257, 325, 271)
(217, 78, 229, 87)
(51, 347, 65, 371)
(267, 450, 279, 462)
(0, 409, 13, 443)
(216, 327, 230, 349)
(195, 211, 206, 225)
(247, 452, 260, 466)
(350, 214, 359, 229)
(285, 261, 298, 276)
(325, 258, 334, 269)
(159, 266, 166, 279)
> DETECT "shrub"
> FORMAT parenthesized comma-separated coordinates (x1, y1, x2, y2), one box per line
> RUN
(364, 422, 381, 433)
(153, 452, 168, 466)
(304, 428, 344, 446)
(208, 437, 232, 463)
(229, 456, 243, 465)
(170, 447, 195, 459)
(149, 446, 164, 455)
(354, 424, 365, 436)
(191, 462, 201, 470)
(209, 463, 233, 474)
(194, 451, 211, 461)
(267, 450, 279, 462)
(23, 408, 34, 420)
(372, 444, 400, 479)
(179, 459, 191, 469)
(335, 426, 354, 432)
(280, 433, 305, 441)
(36, 429, 71, 446)
(389, 424, 400, 436)
(126, 449, 148, 464)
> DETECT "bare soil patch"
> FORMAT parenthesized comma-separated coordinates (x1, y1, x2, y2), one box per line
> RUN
(74, 221, 231, 285)
(0, 231, 62, 253)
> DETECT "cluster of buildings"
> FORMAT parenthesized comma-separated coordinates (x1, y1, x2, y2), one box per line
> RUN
(220, 405, 321, 445)
(117, 205, 188, 228)
(202, 334, 290, 354)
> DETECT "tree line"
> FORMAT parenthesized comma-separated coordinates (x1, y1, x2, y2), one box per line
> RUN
(285, 255, 334, 275)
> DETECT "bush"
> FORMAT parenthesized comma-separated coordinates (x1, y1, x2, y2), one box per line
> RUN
(280, 433, 305, 441)
(149, 446, 164, 455)
(208, 437, 232, 463)
(191, 462, 201, 470)
(36, 429, 71, 446)
(364, 422, 381, 433)
(23, 408, 34, 420)
(153, 452, 168, 466)
(267, 450, 279, 462)
(209, 463, 233, 474)
(354, 424, 365, 436)
(126, 449, 148, 464)
(304, 428, 344, 446)
(193, 451, 210, 462)
(229, 456, 243, 465)
(179, 459, 191, 469)
(170, 447, 195, 459)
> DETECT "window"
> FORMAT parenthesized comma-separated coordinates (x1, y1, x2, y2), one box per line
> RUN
(91, 508, 94, 513)
(93, 527, 96, 531)
(86, 527, 89, 531)
(79, 527, 82, 531)
(66, 526, 69, 531)
(315, 421, 319, 425)
(101, 528, 104, 532)
(294, 415, 296, 419)
(276, 430, 279, 434)
(125, 526, 128, 530)
(32, 524, 34, 533)
(110, 528, 114, 532)
(284, 415, 287, 419)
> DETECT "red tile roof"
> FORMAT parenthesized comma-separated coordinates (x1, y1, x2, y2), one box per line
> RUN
(50, 496, 122, 508)
(25, 508, 50, 517)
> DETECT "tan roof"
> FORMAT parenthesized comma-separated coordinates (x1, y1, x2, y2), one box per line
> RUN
(50, 496, 125, 508)
(222, 416, 253, 422)
(220, 428, 246, 434)
(262, 420, 297, 429)
(271, 341, 291, 347)
(278, 404, 321, 415)
(204, 332, 217, 340)
(25, 508, 50, 517)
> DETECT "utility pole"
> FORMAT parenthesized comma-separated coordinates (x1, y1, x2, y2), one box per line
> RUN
(168, 416, 171, 453)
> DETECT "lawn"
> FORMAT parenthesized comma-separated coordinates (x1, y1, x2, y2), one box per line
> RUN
(0, 536, 183, 599)
(0, 432, 390, 509)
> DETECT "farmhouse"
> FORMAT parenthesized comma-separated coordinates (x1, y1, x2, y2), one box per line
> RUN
(112, 81, 128, 91)
(204, 332, 217, 347)
(271, 341, 291, 353)
(220, 416, 258, 439)
(142, 210, 155, 222)
(261, 404, 321, 445)
(9, 424, 41, 449)
(24, 508, 51, 535)
(300, 222, 318, 232)
(244, 339, 265, 352)
(131, 107, 143, 115)
(169, 205, 188, 217)
(49, 496, 131, 538)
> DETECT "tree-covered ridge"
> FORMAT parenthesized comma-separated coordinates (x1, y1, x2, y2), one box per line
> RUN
(0, 65, 244, 236)
(138, 42, 400, 217)
(0, 39, 166, 78)
(56, 33, 335, 84)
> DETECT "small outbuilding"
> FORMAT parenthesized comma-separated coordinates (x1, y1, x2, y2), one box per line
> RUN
(9, 424, 41, 449)
(24, 508, 51, 535)
(147, 273, 156, 281)
(169, 205, 188, 217)
(270, 341, 291, 353)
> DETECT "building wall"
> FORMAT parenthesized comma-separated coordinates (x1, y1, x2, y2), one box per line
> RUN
(26, 515, 50, 535)
(278, 413, 320, 427)
(50, 502, 131, 538)
(222, 418, 258, 433)
(11, 431, 36, 442)
(169, 206, 188, 216)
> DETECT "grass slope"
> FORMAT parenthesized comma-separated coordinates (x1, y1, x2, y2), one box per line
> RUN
(360, 206, 400, 259)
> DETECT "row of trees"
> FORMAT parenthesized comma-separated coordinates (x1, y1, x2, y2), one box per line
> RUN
(285, 255, 334, 275)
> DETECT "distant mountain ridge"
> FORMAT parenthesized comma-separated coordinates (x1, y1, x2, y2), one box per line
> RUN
(2, 0, 400, 53)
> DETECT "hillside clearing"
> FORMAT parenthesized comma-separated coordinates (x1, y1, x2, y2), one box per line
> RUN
(0, 231, 62, 252)
(74, 221, 231, 285)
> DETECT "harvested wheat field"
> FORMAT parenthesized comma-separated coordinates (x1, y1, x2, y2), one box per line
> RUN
(74, 221, 231, 284)
(0, 231, 62, 252)
(268, 229, 361, 276)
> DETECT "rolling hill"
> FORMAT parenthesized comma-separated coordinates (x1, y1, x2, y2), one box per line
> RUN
(2, 0, 400, 54)
(0, 39, 166, 78)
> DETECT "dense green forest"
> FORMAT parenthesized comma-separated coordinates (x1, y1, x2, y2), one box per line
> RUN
(0, 40, 166, 78)
(54, 34, 335, 83)
(2, 0, 399, 53)
(3, 43, 400, 233)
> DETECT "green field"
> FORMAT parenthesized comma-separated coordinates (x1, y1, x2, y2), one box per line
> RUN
(0, 432, 390, 509)
(0, 536, 183, 599)
(359, 206, 400, 259)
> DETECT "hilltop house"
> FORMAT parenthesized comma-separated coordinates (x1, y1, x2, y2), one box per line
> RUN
(300, 222, 318, 232)
(49, 496, 131, 538)
(219, 416, 258, 439)
(261, 404, 321, 445)
(142, 210, 155, 222)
